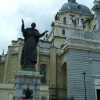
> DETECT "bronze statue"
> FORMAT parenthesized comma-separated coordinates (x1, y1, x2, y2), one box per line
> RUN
(21, 19, 48, 71)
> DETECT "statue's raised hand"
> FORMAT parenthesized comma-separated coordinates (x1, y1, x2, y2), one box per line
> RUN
(22, 19, 24, 24)
(45, 30, 48, 33)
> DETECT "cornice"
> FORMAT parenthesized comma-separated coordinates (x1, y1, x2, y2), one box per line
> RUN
(38, 39, 51, 44)
(39, 53, 50, 57)
(58, 10, 93, 17)
(12, 53, 18, 57)
(17, 38, 24, 41)
(0, 88, 15, 90)
(51, 36, 66, 43)
(63, 43, 100, 53)
(92, 4, 100, 11)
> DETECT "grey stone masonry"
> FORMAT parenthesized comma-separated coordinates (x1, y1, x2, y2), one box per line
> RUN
(63, 27, 100, 100)
(66, 49, 91, 100)
(67, 27, 100, 41)
(15, 71, 43, 100)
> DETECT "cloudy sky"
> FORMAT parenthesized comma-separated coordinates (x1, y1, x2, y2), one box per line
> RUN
(0, 0, 94, 54)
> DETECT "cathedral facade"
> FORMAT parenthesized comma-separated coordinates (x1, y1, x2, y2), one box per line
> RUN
(0, 0, 100, 100)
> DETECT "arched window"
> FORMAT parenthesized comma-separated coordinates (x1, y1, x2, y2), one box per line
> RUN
(63, 17, 66, 24)
(61, 62, 67, 88)
(40, 64, 46, 84)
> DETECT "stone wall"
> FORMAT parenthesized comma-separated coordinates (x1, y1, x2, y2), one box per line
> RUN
(66, 49, 100, 100)
(66, 49, 91, 100)
(89, 52, 100, 100)
(64, 26, 100, 100)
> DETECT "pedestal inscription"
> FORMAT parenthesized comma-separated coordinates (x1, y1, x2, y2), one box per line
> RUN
(25, 78, 32, 82)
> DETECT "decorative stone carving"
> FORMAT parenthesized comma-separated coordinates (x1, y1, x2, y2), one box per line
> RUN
(92, 0, 100, 30)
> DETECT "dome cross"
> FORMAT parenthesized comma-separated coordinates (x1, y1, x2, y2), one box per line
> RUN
(68, 0, 76, 3)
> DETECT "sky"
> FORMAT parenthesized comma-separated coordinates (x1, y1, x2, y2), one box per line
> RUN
(0, 0, 94, 55)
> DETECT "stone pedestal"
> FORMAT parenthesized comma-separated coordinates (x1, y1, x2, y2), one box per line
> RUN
(15, 71, 43, 100)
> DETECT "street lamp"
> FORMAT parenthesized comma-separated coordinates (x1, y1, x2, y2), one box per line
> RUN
(82, 72, 87, 100)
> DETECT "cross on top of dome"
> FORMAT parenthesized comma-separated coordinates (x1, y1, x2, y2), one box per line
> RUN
(68, 0, 76, 3)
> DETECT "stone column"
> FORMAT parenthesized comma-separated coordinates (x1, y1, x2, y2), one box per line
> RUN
(79, 18, 83, 27)
(15, 71, 43, 100)
(69, 16, 73, 25)
(3, 46, 13, 83)
(92, 0, 100, 30)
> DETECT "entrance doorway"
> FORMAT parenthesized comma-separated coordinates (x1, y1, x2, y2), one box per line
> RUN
(97, 89, 100, 100)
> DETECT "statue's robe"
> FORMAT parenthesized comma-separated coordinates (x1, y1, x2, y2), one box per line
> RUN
(21, 24, 45, 66)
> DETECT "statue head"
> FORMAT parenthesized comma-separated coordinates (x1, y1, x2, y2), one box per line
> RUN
(27, 87, 29, 91)
(31, 22, 36, 29)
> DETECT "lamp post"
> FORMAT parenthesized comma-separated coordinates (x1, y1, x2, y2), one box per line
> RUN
(82, 72, 87, 100)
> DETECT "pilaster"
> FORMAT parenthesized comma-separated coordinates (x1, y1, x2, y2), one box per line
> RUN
(50, 47, 56, 88)
(4, 46, 13, 83)
(18, 43, 23, 71)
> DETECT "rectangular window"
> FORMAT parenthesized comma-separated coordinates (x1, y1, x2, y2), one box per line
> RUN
(40, 64, 46, 84)
(62, 30, 65, 35)
(97, 89, 100, 100)
(46, 94, 49, 100)
(63, 17, 66, 24)
(9, 93, 12, 100)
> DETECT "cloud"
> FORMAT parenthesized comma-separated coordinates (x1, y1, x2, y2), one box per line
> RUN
(0, 0, 95, 54)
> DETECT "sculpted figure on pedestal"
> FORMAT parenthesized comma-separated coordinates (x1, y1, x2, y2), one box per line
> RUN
(21, 19, 48, 71)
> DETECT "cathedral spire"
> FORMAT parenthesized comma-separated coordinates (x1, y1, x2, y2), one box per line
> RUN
(68, 0, 76, 3)
(2, 49, 4, 56)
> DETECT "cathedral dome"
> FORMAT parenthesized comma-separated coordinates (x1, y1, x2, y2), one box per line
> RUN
(61, 0, 91, 14)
